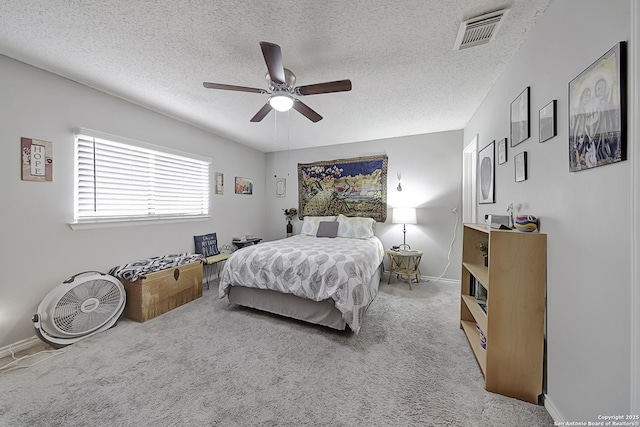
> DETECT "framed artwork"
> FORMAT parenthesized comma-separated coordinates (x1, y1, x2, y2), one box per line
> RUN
(21, 137, 53, 182)
(214, 172, 224, 195)
(235, 177, 253, 194)
(478, 141, 495, 204)
(569, 41, 627, 172)
(539, 100, 557, 143)
(497, 138, 508, 165)
(275, 178, 286, 197)
(515, 151, 528, 182)
(510, 87, 530, 147)
(298, 154, 388, 221)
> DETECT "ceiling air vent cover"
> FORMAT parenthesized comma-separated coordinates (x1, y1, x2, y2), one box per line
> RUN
(453, 9, 508, 50)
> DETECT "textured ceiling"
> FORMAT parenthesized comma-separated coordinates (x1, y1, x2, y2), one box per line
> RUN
(0, 0, 551, 153)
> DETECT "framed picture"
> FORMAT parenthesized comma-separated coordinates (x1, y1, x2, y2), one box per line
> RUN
(497, 138, 508, 165)
(214, 172, 224, 195)
(569, 41, 627, 172)
(539, 100, 557, 143)
(478, 141, 495, 204)
(235, 177, 253, 194)
(21, 137, 53, 182)
(275, 178, 286, 197)
(510, 87, 530, 147)
(515, 151, 527, 182)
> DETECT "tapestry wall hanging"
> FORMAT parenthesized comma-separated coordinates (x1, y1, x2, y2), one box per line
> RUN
(297, 154, 388, 221)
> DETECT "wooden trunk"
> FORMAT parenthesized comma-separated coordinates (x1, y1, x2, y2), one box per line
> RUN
(121, 261, 203, 322)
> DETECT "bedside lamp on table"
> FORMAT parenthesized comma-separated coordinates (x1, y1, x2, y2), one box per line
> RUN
(392, 207, 417, 251)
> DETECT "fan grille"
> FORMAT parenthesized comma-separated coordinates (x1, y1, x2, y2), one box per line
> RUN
(53, 279, 123, 334)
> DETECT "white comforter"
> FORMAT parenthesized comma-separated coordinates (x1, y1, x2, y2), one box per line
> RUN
(219, 235, 384, 332)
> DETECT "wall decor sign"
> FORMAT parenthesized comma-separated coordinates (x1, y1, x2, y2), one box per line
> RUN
(478, 141, 495, 204)
(510, 87, 530, 147)
(21, 137, 53, 182)
(497, 138, 508, 165)
(214, 172, 224, 195)
(539, 100, 557, 143)
(569, 41, 627, 172)
(234, 177, 253, 194)
(298, 154, 388, 221)
(515, 151, 528, 182)
(275, 178, 286, 197)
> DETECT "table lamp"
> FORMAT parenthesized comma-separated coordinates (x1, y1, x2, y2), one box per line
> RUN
(392, 207, 417, 250)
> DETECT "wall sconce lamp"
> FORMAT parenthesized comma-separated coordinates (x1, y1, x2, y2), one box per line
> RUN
(392, 207, 417, 250)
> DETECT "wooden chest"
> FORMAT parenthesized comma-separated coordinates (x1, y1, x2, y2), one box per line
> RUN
(120, 261, 203, 322)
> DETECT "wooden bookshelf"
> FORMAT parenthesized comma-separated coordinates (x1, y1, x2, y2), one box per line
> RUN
(460, 223, 547, 404)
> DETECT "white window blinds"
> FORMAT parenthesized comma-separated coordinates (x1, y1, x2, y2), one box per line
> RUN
(74, 131, 210, 223)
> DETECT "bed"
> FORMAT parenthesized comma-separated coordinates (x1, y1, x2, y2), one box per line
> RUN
(219, 215, 385, 333)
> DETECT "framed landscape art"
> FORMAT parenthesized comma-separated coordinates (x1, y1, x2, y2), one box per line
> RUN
(568, 41, 626, 172)
(478, 141, 495, 204)
(235, 177, 253, 194)
(510, 87, 530, 147)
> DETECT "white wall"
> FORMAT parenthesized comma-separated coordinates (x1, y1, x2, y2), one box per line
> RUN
(263, 130, 463, 281)
(0, 56, 266, 348)
(465, 0, 632, 421)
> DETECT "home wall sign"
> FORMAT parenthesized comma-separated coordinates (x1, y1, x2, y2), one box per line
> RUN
(21, 137, 53, 182)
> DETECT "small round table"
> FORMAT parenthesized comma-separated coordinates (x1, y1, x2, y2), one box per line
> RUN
(386, 249, 423, 290)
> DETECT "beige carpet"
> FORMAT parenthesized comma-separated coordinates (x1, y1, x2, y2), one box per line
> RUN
(0, 278, 554, 426)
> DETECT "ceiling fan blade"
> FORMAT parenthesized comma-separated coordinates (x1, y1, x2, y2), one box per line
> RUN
(250, 103, 273, 122)
(292, 100, 323, 123)
(296, 80, 352, 96)
(203, 82, 266, 94)
(259, 42, 286, 85)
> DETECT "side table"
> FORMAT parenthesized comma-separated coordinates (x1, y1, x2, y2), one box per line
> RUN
(386, 249, 423, 290)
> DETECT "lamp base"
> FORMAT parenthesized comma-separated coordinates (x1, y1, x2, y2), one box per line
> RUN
(398, 243, 411, 251)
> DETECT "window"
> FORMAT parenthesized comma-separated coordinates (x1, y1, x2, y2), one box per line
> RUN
(73, 129, 210, 227)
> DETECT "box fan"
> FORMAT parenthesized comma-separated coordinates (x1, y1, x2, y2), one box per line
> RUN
(32, 271, 126, 348)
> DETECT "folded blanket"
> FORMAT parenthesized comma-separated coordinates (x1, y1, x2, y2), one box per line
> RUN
(109, 253, 203, 282)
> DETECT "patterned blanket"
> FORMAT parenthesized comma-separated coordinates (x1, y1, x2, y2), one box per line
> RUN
(109, 253, 203, 282)
(219, 235, 384, 333)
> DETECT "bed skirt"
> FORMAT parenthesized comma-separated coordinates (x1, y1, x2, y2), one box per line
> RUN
(227, 264, 383, 331)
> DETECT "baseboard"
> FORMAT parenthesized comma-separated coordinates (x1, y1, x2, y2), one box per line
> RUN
(421, 275, 460, 285)
(0, 336, 41, 359)
(544, 394, 564, 424)
(383, 271, 460, 286)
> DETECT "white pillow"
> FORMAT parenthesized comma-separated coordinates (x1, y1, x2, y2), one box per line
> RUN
(336, 214, 375, 239)
(300, 216, 337, 236)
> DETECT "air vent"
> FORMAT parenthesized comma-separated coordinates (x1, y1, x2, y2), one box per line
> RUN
(453, 9, 508, 50)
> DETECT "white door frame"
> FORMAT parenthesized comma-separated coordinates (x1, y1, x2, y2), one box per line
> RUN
(462, 134, 478, 224)
(630, 0, 639, 415)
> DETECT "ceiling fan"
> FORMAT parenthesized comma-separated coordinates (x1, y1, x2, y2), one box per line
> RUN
(203, 42, 352, 123)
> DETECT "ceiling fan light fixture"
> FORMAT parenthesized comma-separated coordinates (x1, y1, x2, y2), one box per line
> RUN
(269, 94, 294, 112)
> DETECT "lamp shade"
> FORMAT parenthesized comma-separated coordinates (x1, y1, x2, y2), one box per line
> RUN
(392, 207, 417, 224)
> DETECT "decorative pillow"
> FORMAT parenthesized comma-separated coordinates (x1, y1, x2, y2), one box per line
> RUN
(336, 214, 375, 239)
(193, 233, 219, 257)
(316, 221, 339, 238)
(300, 216, 337, 236)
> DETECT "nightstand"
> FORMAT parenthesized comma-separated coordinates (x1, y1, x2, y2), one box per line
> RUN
(386, 249, 423, 290)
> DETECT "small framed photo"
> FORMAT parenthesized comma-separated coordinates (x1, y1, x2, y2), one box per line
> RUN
(478, 141, 495, 204)
(515, 152, 528, 182)
(497, 138, 508, 165)
(235, 177, 253, 194)
(510, 87, 530, 147)
(539, 100, 557, 143)
(275, 178, 286, 197)
(214, 172, 224, 195)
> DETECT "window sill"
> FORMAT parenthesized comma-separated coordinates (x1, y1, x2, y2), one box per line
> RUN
(68, 215, 210, 230)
